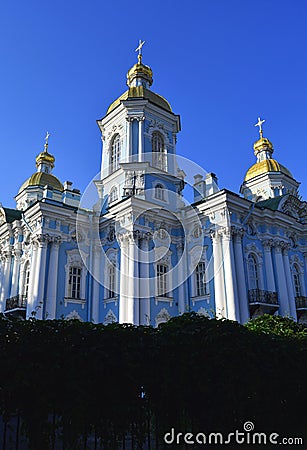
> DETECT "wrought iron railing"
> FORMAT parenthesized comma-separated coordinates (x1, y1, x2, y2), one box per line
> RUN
(295, 296, 307, 309)
(248, 289, 278, 305)
(5, 295, 27, 311)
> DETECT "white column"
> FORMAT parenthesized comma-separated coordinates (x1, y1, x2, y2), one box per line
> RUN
(133, 232, 140, 325)
(45, 237, 61, 320)
(31, 236, 48, 320)
(126, 117, 132, 161)
(18, 260, 26, 299)
(139, 235, 151, 325)
(176, 243, 186, 315)
(262, 240, 276, 292)
(0, 250, 12, 311)
(26, 242, 38, 317)
(119, 234, 129, 323)
(233, 230, 249, 323)
(274, 242, 290, 316)
(10, 249, 21, 298)
(222, 230, 239, 321)
(138, 116, 144, 162)
(91, 245, 101, 323)
(211, 231, 226, 318)
(283, 246, 297, 320)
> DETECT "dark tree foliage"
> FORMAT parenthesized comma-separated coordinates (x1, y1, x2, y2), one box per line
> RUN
(0, 312, 306, 449)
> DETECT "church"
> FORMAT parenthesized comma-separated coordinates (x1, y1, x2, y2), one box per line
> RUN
(1, 44, 307, 326)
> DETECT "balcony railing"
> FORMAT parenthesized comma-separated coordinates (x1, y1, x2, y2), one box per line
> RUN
(248, 289, 278, 305)
(5, 295, 27, 311)
(295, 296, 307, 309)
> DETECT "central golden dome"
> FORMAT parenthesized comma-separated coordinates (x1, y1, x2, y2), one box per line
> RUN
(244, 159, 293, 182)
(106, 86, 172, 114)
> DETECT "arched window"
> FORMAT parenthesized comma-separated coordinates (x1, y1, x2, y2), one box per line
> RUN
(195, 262, 207, 297)
(248, 254, 259, 290)
(23, 262, 30, 298)
(155, 183, 165, 201)
(110, 134, 121, 173)
(109, 186, 118, 204)
(157, 263, 168, 297)
(293, 264, 301, 298)
(152, 132, 167, 171)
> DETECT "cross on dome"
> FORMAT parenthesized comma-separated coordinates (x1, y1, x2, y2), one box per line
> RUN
(44, 131, 50, 152)
(255, 117, 265, 138)
(135, 39, 145, 63)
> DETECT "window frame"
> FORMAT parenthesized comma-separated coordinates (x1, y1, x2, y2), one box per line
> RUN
(110, 134, 121, 174)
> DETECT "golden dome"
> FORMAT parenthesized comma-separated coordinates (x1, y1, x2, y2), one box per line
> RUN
(244, 159, 293, 182)
(253, 137, 273, 153)
(35, 150, 55, 169)
(127, 61, 153, 87)
(106, 86, 172, 114)
(18, 172, 64, 193)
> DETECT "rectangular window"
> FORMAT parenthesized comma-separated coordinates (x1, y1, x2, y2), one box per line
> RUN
(107, 264, 116, 299)
(157, 264, 168, 297)
(196, 262, 207, 297)
(68, 267, 81, 299)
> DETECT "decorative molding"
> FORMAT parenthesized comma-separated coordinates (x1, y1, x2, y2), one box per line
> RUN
(65, 310, 83, 321)
(104, 309, 117, 325)
(155, 307, 171, 326)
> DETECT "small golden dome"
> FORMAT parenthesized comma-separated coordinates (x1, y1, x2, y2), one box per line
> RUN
(127, 61, 153, 87)
(244, 159, 293, 182)
(253, 137, 273, 153)
(35, 150, 55, 169)
(18, 172, 64, 193)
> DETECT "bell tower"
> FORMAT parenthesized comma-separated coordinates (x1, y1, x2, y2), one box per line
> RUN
(95, 42, 182, 210)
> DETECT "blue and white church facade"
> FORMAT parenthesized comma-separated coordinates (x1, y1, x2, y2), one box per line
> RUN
(1, 50, 307, 325)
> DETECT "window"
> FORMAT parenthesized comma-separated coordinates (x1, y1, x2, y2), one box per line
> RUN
(155, 183, 165, 201)
(110, 134, 121, 173)
(195, 262, 207, 297)
(157, 263, 168, 296)
(109, 186, 118, 203)
(68, 267, 81, 299)
(293, 265, 301, 297)
(107, 263, 116, 299)
(23, 263, 30, 298)
(248, 254, 259, 290)
(152, 132, 167, 171)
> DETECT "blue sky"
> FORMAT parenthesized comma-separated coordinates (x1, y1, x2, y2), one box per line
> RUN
(0, 0, 306, 208)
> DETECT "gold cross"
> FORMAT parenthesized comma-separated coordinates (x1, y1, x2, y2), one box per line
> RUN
(135, 39, 145, 63)
(255, 117, 265, 138)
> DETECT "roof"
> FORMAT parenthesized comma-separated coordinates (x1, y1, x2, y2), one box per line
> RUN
(255, 196, 283, 211)
(0, 207, 22, 225)
(244, 159, 293, 182)
(106, 86, 172, 115)
(18, 172, 64, 193)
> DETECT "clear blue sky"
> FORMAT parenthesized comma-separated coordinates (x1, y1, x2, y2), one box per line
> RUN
(0, 0, 306, 208)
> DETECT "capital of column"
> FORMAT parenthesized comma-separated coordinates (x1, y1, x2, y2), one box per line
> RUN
(32, 233, 51, 248)
(261, 238, 274, 251)
(13, 248, 22, 259)
(220, 227, 232, 241)
(231, 226, 245, 244)
(273, 240, 286, 254)
(209, 228, 221, 242)
(51, 235, 62, 248)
